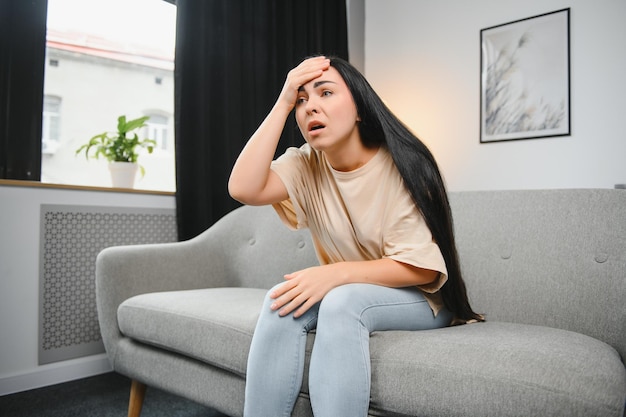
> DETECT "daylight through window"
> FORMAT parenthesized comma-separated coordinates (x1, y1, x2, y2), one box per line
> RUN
(42, 0, 177, 192)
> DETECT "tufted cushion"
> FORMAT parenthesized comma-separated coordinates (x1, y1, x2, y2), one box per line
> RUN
(450, 189, 626, 361)
(199, 204, 319, 290)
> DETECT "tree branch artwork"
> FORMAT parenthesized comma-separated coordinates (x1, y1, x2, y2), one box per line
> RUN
(480, 9, 570, 143)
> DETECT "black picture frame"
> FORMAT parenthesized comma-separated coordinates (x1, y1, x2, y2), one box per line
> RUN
(480, 8, 571, 143)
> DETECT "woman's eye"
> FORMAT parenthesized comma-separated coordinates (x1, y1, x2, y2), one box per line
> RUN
(296, 97, 307, 105)
(322, 90, 332, 97)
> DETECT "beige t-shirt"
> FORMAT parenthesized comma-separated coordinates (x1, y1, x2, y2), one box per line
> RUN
(270, 144, 448, 315)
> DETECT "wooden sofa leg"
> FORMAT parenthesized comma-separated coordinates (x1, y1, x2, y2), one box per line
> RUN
(128, 379, 147, 417)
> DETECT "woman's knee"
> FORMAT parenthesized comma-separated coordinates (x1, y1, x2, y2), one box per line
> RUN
(261, 283, 279, 303)
(256, 284, 287, 325)
(318, 284, 366, 320)
(256, 283, 318, 334)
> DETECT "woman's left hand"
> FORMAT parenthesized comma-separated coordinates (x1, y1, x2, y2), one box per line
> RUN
(270, 264, 343, 318)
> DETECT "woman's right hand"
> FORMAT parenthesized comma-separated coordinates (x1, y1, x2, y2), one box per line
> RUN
(277, 56, 330, 112)
(229, 57, 329, 206)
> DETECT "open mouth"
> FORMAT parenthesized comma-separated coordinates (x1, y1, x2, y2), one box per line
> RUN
(308, 123, 326, 132)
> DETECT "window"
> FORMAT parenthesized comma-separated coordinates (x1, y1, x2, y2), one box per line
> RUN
(42, 0, 176, 191)
(145, 113, 171, 151)
(42, 95, 62, 154)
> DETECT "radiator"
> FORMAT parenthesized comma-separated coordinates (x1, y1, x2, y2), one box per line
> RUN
(39, 204, 177, 364)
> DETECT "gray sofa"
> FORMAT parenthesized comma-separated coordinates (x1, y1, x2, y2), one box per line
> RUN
(96, 189, 626, 417)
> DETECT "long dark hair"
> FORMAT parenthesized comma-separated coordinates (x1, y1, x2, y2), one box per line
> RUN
(329, 56, 483, 323)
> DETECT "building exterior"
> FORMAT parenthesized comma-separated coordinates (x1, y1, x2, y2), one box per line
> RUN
(42, 29, 175, 191)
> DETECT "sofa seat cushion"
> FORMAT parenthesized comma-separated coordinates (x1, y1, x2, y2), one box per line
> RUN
(119, 288, 626, 416)
(368, 322, 626, 416)
(117, 287, 267, 376)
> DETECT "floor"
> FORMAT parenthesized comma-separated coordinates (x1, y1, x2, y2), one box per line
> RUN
(0, 372, 229, 417)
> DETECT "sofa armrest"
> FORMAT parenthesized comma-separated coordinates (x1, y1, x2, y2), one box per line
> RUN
(95, 232, 231, 362)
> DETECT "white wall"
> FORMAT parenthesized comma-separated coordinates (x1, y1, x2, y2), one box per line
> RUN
(0, 184, 175, 394)
(347, 0, 366, 73)
(364, 0, 626, 191)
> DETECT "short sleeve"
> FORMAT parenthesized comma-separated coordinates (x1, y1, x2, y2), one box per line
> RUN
(270, 146, 312, 230)
(382, 187, 448, 294)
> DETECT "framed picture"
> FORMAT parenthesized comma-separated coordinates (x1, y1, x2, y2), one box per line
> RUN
(480, 8, 570, 143)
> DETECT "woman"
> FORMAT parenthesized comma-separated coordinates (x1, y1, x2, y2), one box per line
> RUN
(229, 56, 483, 417)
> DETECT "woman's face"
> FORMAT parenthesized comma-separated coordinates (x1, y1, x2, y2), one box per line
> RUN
(294, 66, 361, 154)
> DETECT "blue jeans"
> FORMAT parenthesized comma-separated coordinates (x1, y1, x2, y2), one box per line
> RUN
(243, 283, 452, 417)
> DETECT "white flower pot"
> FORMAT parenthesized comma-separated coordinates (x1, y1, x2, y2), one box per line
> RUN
(108, 162, 139, 188)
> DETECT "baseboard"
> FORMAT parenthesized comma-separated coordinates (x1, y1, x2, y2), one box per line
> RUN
(0, 354, 112, 396)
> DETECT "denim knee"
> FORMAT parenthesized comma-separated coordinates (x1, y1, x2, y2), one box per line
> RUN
(317, 284, 364, 325)
(256, 283, 319, 334)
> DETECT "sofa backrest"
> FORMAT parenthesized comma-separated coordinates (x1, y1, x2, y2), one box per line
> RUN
(449, 189, 625, 361)
(202, 204, 318, 289)
(207, 190, 625, 361)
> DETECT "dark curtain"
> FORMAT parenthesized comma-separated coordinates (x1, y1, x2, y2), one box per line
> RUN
(0, 0, 47, 180)
(174, 0, 349, 241)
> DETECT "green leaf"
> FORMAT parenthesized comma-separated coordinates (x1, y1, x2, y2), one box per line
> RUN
(117, 115, 127, 132)
(123, 116, 150, 133)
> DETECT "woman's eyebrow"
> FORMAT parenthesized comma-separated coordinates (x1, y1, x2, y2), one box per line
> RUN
(298, 80, 337, 92)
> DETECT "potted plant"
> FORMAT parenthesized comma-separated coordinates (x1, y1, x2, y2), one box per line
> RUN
(76, 115, 157, 188)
